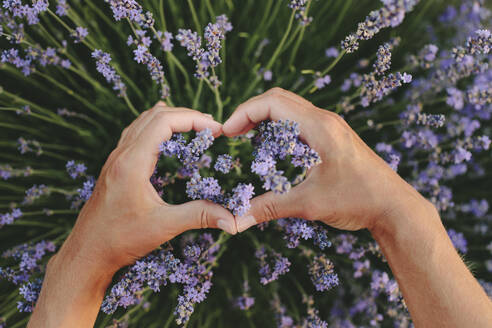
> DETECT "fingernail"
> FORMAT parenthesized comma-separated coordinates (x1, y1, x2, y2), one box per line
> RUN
(217, 219, 235, 235)
(204, 113, 213, 118)
(237, 215, 257, 233)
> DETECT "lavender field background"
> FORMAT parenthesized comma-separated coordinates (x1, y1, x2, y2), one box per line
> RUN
(0, 0, 491, 327)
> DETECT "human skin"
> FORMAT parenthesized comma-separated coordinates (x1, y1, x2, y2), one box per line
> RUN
(28, 104, 237, 327)
(28, 89, 492, 327)
(223, 88, 492, 328)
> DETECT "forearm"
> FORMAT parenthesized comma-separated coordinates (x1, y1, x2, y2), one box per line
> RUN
(28, 238, 114, 328)
(370, 185, 492, 327)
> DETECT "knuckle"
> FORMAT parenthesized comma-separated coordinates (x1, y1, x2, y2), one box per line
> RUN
(263, 200, 279, 222)
(265, 87, 286, 99)
(154, 111, 169, 122)
(199, 206, 209, 229)
(107, 152, 131, 181)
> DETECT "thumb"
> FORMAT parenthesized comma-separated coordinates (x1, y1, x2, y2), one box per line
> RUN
(157, 200, 238, 236)
(236, 186, 305, 233)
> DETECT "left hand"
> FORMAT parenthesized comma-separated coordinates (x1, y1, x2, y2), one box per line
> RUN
(56, 102, 237, 276)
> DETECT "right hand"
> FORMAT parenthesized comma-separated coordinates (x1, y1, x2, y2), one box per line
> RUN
(223, 88, 434, 233)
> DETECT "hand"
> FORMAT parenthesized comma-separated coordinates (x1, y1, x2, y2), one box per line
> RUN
(223, 88, 433, 232)
(57, 103, 237, 276)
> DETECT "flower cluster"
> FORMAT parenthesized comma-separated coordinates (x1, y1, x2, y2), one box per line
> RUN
(176, 15, 232, 86)
(233, 280, 255, 311)
(2, 0, 48, 25)
(1, 0, 491, 327)
(255, 246, 291, 285)
(252, 120, 322, 194)
(0, 241, 55, 285)
(0, 207, 22, 228)
(66, 160, 87, 179)
(307, 253, 339, 292)
(342, 0, 420, 53)
(102, 233, 219, 326)
(0, 164, 32, 180)
(91, 49, 127, 97)
(277, 218, 331, 249)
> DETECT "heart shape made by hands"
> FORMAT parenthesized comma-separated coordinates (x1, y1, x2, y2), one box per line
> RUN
(152, 120, 322, 216)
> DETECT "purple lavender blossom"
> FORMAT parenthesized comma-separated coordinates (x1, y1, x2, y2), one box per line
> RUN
(252, 120, 321, 194)
(224, 183, 254, 216)
(214, 154, 234, 174)
(277, 218, 331, 249)
(342, 0, 420, 53)
(255, 246, 290, 285)
(71, 27, 88, 43)
(22, 184, 48, 205)
(325, 47, 339, 58)
(315, 75, 331, 89)
(66, 160, 87, 179)
(186, 175, 222, 202)
(74, 177, 95, 204)
(233, 281, 255, 310)
(0, 207, 22, 228)
(56, 0, 69, 16)
(447, 229, 468, 253)
(155, 31, 173, 52)
(102, 248, 180, 314)
(374, 43, 392, 75)
(91, 49, 127, 97)
(288, 0, 307, 10)
(1, 241, 55, 285)
(308, 254, 339, 292)
(17, 279, 43, 312)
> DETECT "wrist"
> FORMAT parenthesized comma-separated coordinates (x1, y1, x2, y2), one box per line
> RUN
(369, 184, 442, 244)
(49, 234, 116, 288)
(29, 237, 115, 327)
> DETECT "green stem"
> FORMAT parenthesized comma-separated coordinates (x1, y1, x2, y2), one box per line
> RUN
(193, 80, 204, 109)
(187, 0, 202, 32)
(299, 49, 346, 96)
(242, 11, 297, 101)
(34, 71, 113, 122)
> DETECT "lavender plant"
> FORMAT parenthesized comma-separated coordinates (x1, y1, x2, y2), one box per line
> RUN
(0, 0, 491, 327)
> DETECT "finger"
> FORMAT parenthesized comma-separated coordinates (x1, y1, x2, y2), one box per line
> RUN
(129, 111, 222, 178)
(223, 88, 314, 137)
(133, 106, 198, 139)
(236, 185, 307, 232)
(154, 200, 237, 236)
(118, 110, 153, 147)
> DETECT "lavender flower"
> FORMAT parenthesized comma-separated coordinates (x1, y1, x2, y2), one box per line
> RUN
(0, 207, 22, 228)
(214, 154, 234, 174)
(155, 31, 173, 52)
(252, 120, 321, 194)
(91, 49, 127, 97)
(255, 246, 290, 285)
(288, 0, 307, 10)
(186, 175, 222, 202)
(224, 183, 254, 216)
(325, 47, 339, 58)
(374, 43, 392, 75)
(66, 160, 87, 179)
(1, 241, 55, 285)
(342, 0, 419, 53)
(447, 229, 468, 253)
(277, 218, 331, 249)
(308, 254, 339, 292)
(71, 27, 88, 43)
(17, 279, 42, 312)
(56, 0, 69, 16)
(233, 281, 255, 310)
(22, 184, 48, 205)
(314, 75, 332, 89)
